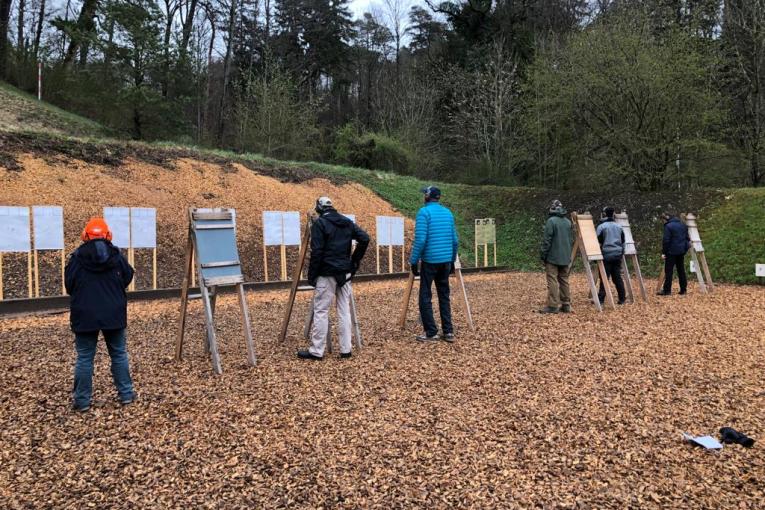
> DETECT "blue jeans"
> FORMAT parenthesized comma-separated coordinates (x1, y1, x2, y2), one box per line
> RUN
(418, 262, 453, 337)
(73, 329, 134, 409)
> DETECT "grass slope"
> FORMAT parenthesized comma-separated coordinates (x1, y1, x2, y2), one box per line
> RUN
(0, 81, 108, 138)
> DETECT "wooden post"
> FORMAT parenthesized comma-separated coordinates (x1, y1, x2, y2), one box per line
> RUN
(279, 214, 312, 343)
(376, 244, 380, 274)
(237, 283, 257, 366)
(483, 243, 488, 267)
(191, 250, 196, 288)
(152, 248, 157, 290)
(388, 244, 393, 274)
(61, 249, 66, 295)
(698, 252, 714, 291)
(455, 257, 475, 331)
(0, 253, 4, 300)
(27, 250, 33, 298)
(129, 247, 136, 291)
(34, 250, 40, 297)
(349, 285, 363, 349)
(689, 249, 707, 294)
(621, 256, 635, 304)
(399, 271, 415, 329)
(263, 244, 269, 282)
(596, 260, 615, 308)
(632, 255, 648, 301)
(280, 244, 287, 281)
(176, 220, 194, 361)
(493, 242, 497, 266)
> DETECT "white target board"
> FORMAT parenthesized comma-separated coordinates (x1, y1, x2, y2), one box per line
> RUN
(0, 206, 31, 252)
(103, 207, 131, 248)
(263, 211, 301, 246)
(756, 264, 765, 277)
(130, 208, 157, 248)
(614, 213, 637, 256)
(376, 216, 405, 246)
(32, 206, 64, 250)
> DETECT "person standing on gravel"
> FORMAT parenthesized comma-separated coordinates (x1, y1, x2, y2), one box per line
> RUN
(596, 207, 626, 305)
(298, 197, 370, 360)
(409, 186, 459, 342)
(658, 212, 689, 296)
(65, 218, 135, 412)
(539, 200, 574, 313)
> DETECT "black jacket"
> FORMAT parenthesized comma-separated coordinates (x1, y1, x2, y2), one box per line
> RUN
(65, 239, 134, 333)
(662, 217, 690, 256)
(307, 210, 370, 286)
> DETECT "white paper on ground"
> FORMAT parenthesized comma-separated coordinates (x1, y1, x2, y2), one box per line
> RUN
(0, 206, 31, 252)
(103, 207, 131, 248)
(32, 206, 64, 250)
(682, 433, 723, 450)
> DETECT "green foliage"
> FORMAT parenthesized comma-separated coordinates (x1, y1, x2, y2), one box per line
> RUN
(332, 125, 415, 174)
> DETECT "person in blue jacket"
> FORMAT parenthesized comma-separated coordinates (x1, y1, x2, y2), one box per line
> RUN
(65, 218, 135, 412)
(658, 212, 690, 295)
(409, 186, 459, 342)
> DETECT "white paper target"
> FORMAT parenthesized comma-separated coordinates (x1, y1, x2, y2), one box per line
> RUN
(756, 264, 765, 277)
(376, 216, 405, 246)
(103, 207, 131, 248)
(130, 208, 156, 248)
(0, 206, 31, 252)
(32, 206, 64, 250)
(690, 260, 697, 273)
(263, 211, 301, 246)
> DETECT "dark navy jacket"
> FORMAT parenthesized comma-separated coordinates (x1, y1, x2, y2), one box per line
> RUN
(65, 239, 134, 333)
(662, 217, 690, 256)
(308, 210, 370, 286)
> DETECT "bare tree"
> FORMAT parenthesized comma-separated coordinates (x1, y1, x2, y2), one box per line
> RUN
(32, 0, 46, 60)
(380, 0, 409, 82)
(0, 0, 11, 78)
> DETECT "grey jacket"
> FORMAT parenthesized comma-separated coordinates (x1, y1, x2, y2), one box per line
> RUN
(596, 219, 625, 261)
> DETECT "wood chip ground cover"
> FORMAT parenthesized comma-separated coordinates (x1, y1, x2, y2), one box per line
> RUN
(1, 273, 763, 508)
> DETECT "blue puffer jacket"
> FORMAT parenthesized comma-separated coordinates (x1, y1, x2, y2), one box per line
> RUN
(662, 217, 690, 256)
(410, 202, 459, 265)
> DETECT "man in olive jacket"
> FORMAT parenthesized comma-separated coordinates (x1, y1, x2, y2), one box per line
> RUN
(539, 200, 574, 313)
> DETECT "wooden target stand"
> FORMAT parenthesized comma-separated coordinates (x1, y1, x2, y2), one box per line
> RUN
(656, 213, 713, 294)
(176, 208, 256, 374)
(278, 214, 363, 350)
(569, 212, 615, 312)
(592, 212, 649, 303)
(398, 256, 475, 331)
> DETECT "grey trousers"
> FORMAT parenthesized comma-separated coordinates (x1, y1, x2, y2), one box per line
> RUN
(309, 276, 352, 357)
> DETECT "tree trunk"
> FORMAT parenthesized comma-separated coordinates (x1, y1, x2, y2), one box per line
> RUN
(32, 0, 45, 60)
(179, 0, 198, 55)
(17, 0, 25, 51)
(0, 0, 12, 79)
(752, 145, 762, 186)
(215, 0, 238, 144)
(63, 0, 98, 66)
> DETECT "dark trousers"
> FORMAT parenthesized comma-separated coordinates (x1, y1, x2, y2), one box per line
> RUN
(598, 257, 626, 303)
(418, 262, 453, 337)
(663, 254, 687, 293)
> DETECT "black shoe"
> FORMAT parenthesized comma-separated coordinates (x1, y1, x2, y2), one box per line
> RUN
(441, 333, 455, 343)
(297, 350, 323, 360)
(657, 290, 671, 296)
(679, 290, 687, 295)
(538, 306, 559, 314)
(416, 333, 439, 342)
(72, 404, 90, 413)
(617, 299, 626, 305)
(339, 352, 352, 359)
(559, 304, 571, 313)
(120, 394, 136, 406)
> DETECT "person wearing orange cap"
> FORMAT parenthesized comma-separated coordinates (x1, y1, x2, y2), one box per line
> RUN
(65, 218, 135, 412)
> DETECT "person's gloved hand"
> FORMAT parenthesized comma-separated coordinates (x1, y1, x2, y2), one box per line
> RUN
(449, 262, 456, 275)
(410, 263, 419, 277)
(720, 427, 755, 448)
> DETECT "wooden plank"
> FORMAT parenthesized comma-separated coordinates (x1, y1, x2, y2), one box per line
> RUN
(152, 248, 157, 290)
(60, 249, 65, 295)
(690, 249, 707, 294)
(456, 258, 475, 331)
(201, 260, 240, 269)
(376, 244, 380, 274)
(200, 281, 223, 374)
(0, 253, 4, 300)
(597, 260, 615, 309)
(622, 255, 634, 304)
(699, 252, 714, 291)
(350, 285, 363, 349)
(493, 242, 497, 266)
(279, 215, 312, 342)
(398, 271, 415, 329)
(237, 283, 257, 366)
(176, 222, 194, 361)
(303, 298, 314, 340)
(483, 243, 488, 267)
(581, 246, 602, 312)
(192, 211, 232, 221)
(194, 223, 235, 230)
(203, 274, 245, 287)
(34, 250, 40, 297)
(656, 260, 665, 294)
(263, 243, 269, 282)
(631, 254, 648, 301)
(280, 244, 287, 281)
(388, 244, 393, 273)
(27, 251, 33, 298)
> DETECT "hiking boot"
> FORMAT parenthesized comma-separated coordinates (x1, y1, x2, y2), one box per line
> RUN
(120, 394, 136, 406)
(441, 332, 455, 343)
(538, 306, 559, 314)
(559, 304, 571, 313)
(297, 350, 323, 360)
(339, 352, 352, 359)
(416, 333, 439, 342)
(73, 404, 90, 413)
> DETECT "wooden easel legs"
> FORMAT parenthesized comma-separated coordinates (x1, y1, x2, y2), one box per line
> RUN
(302, 283, 363, 353)
(656, 250, 713, 295)
(399, 265, 475, 332)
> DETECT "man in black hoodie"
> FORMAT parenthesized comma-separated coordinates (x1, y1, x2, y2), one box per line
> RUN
(65, 218, 135, 412)
(658, 212, 690, 295)
(298, 197, 370, 360)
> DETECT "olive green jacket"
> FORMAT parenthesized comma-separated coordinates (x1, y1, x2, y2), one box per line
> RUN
(540, 208, 573, 266)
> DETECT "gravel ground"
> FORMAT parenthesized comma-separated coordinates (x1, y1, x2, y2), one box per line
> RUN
(1, 272, 763, 508)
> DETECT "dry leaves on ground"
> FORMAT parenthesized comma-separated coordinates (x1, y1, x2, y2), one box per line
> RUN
(0, 272, 763, 508)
